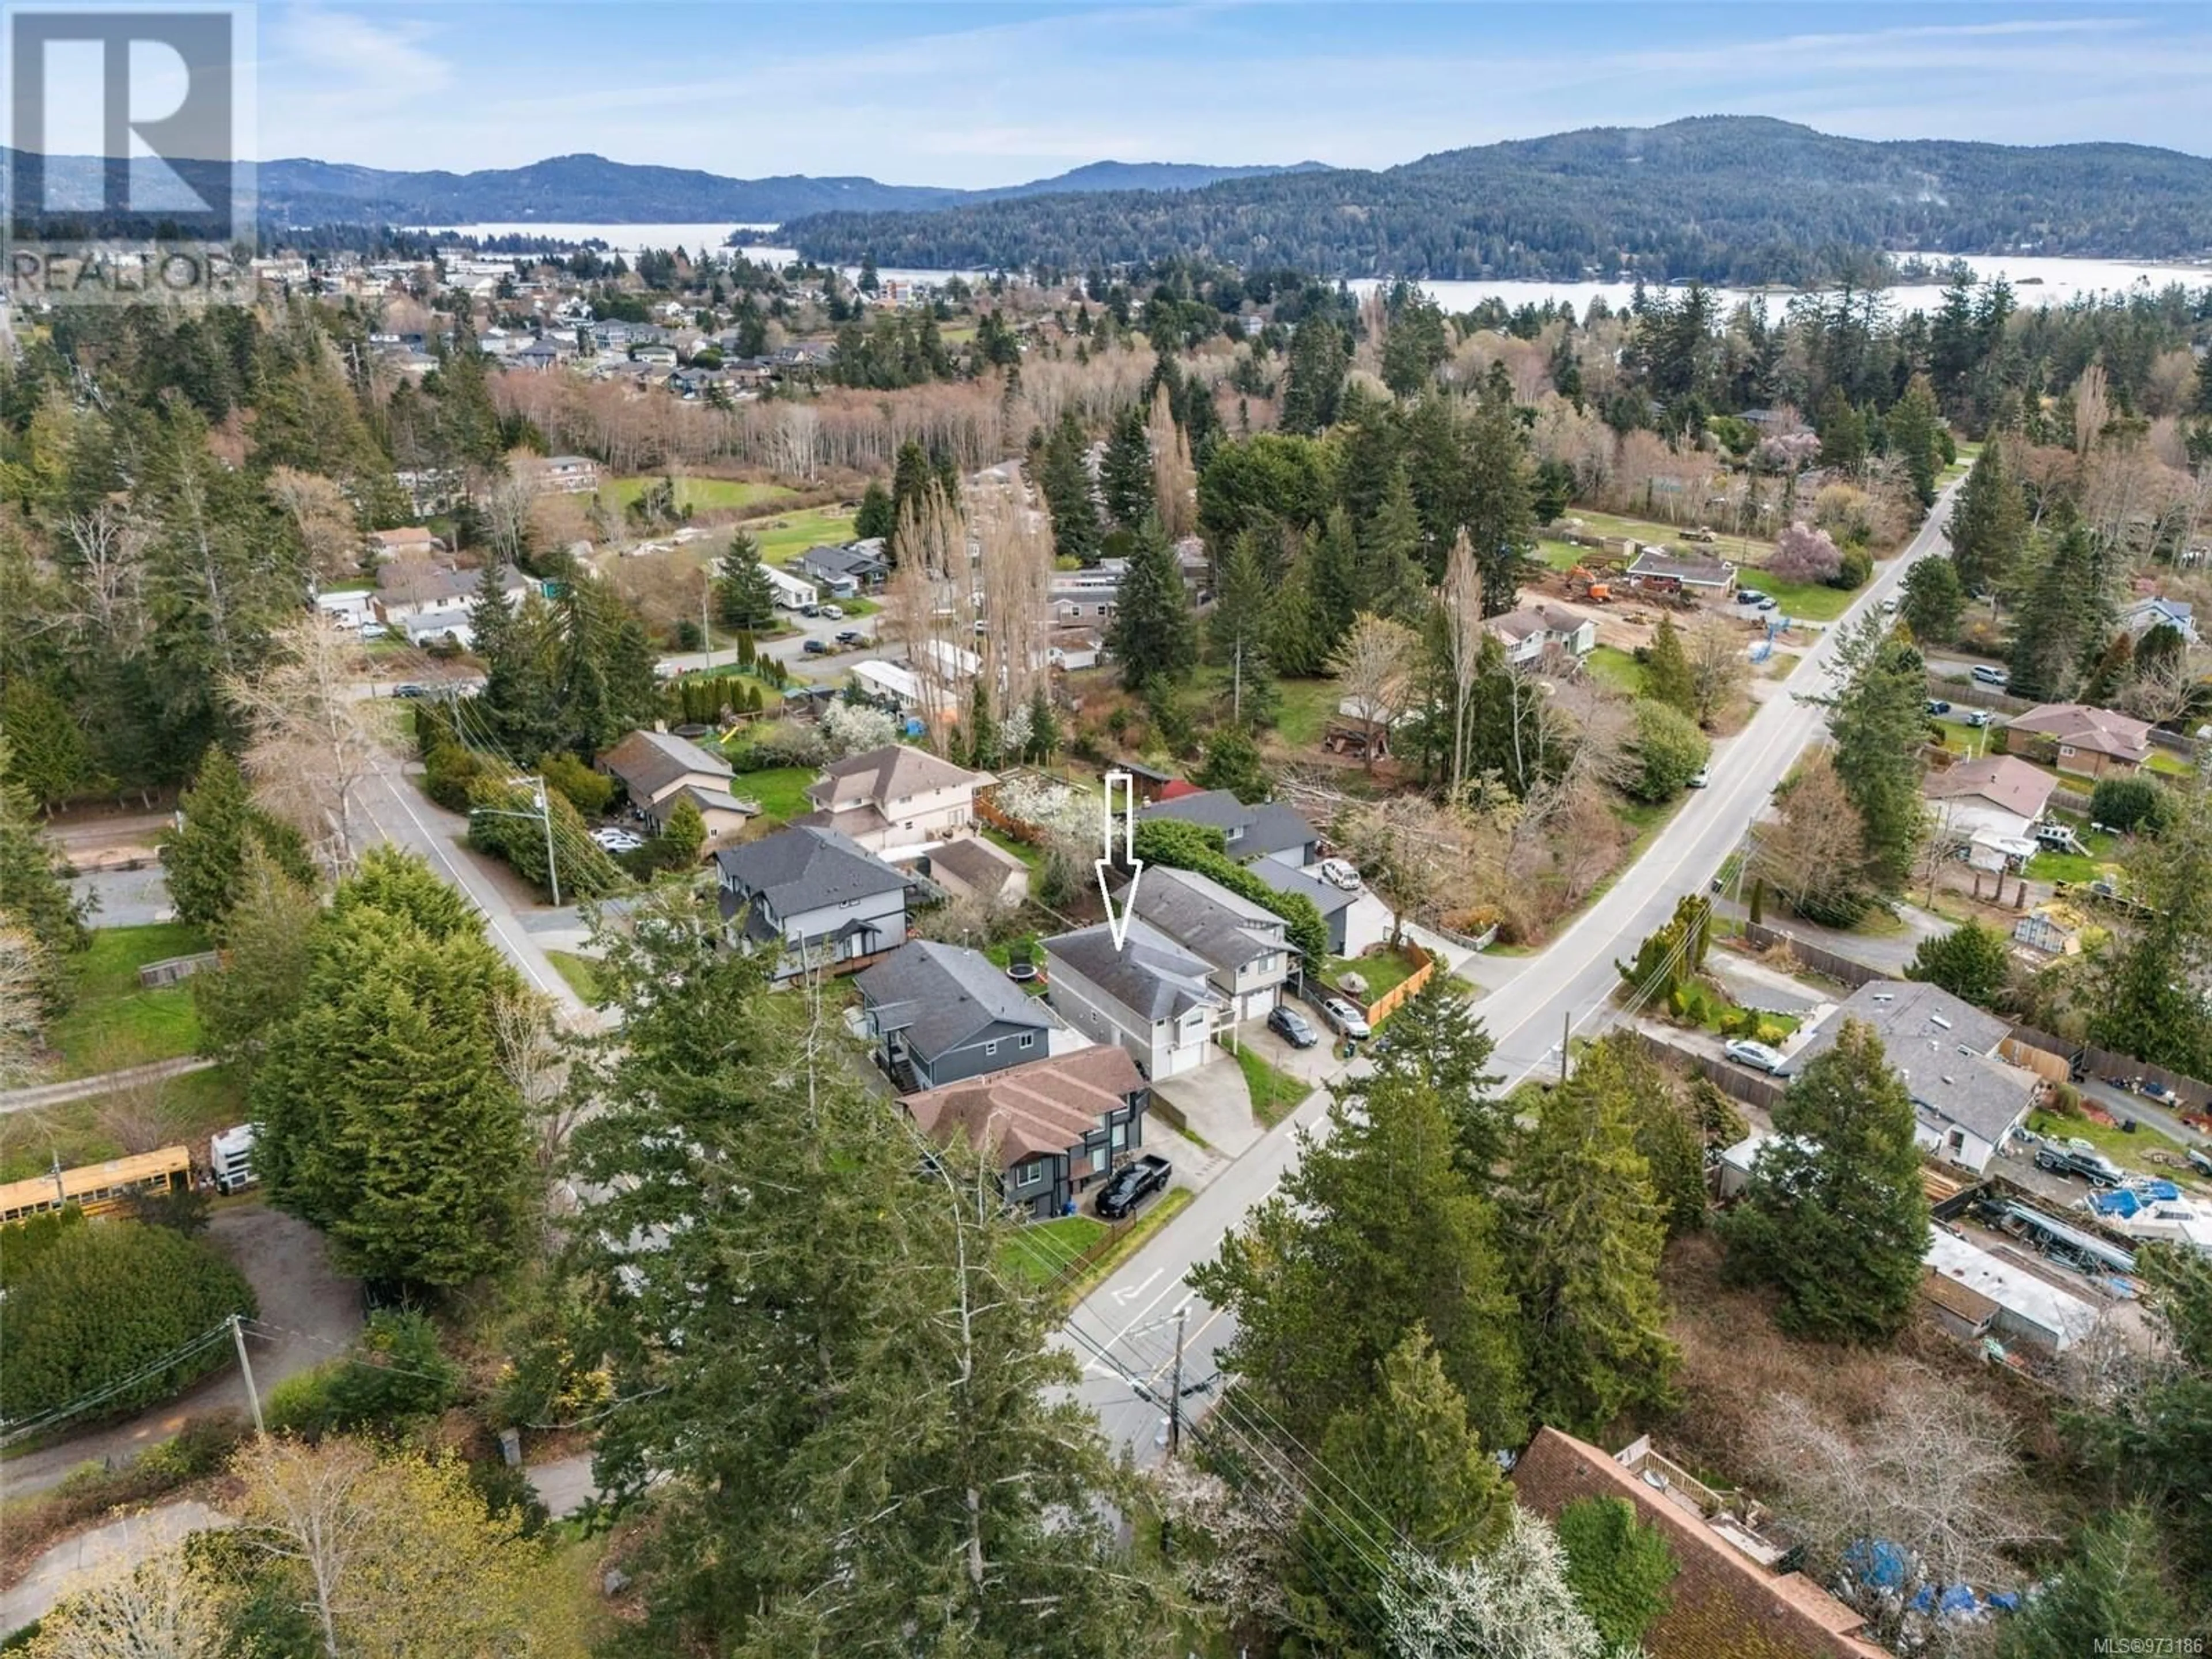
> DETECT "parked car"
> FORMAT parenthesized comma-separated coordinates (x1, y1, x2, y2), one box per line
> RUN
(1268, 1005, 1320, 1048)
(357, 622, 389, 640)
(1320, 997, 1372, 1040)
(592, 828, 646, 853)
(1736, 589, 1767, 606)
(803, 638, 831, 655)
(1880, 595, 1899, 613)
(1926, 699, 1952, 715)
(1756, 596, 1777, 611)
(392, 683, 427, 699)
(820, 604, 844, 620)
(1094, 1153, 1172, 1220)
(835, 629, 863, 646)
(2186, 1145, 2212, 1179)
(2035, 1137, 2125, 1188)
(1964, 709, 1993, 728)
(1971, 665, 2009, 686)
(1687, 767, 1710, 789)
(1724, 1038, 1792, 1077)
(800, 603, 821, 618)
(1317, 858, 1362, 891)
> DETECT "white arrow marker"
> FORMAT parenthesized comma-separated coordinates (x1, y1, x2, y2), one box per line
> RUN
(1113, 1267, 1164, 1305)
(1097, 768, 1142, 950)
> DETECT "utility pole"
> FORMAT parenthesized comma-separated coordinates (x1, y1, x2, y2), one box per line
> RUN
(1560, 1009, 1571, 1081)
(230, 1314, 265, 1438)
(701, 573, 714, 673)
(536, 777, 561, 907)
(1168, 1304, 1188, 1461)
(1232, 639, 1243, 727)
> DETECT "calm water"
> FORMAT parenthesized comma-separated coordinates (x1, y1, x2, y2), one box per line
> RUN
(420, 225, 2209, 315)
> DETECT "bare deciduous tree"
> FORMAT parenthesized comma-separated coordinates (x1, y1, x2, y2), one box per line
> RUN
(1753, 750, 1868, 912)
(1684, 613, 1752, 728)
(885, 482, 973, 753)
(0, 926, 46, 1090)
(227, 614, 390, 873)
(973, 479, 1054, 718)
(267, 467, 365, 584)
(1148, 383, 1197, 540)
(1439, 529, 1486, 802)
(1328, 612, 1420, 773)
(491, 987, 578, 1183)
(22, 1547, 233, 1659)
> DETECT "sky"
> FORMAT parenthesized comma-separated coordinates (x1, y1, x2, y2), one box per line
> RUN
(240, 1, 2212, 181)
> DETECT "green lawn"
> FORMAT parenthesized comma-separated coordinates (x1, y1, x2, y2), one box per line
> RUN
(981, 828, 1046, 871)
(1739, 571, 1854, 622)
(0, 1062, 246, 1182)
(998, 1214, 1108, 1288)
(2029, 1107, 2183, 1163)
(724, 764, 816, 825)
(1537, 539, 1589, 572)
(2146, 749, 2196, 778)
(1584, 645, 1645, 696)
(546, 949, 606, 1006)
(1327, 946, 1423, 1005)
(2025, 827, 2119, 885)
(1271, 677, 1342, 747)
(752, 507, 861, 565)
(44, 925, 211, 1077)
(1231, 1041, 1312, 1128)
(1567, 508, 1776, 561)
(598, 475, 796, 515)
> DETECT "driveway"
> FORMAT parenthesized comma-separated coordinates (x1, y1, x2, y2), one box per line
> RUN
(0, 1499, 233, 1635)
(1151, 1051, 1262, 1158)
(1, 1205, 361, 1499)
(66, 863, 173, 929)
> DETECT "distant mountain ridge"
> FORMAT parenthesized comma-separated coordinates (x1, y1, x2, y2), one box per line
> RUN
(780, 115, 2212, 284)
(245, 152, 1324, 229)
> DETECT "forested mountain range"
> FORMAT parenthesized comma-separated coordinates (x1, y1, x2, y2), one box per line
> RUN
(782, 116, 2212, 284)
(248, 153, 1318, 228)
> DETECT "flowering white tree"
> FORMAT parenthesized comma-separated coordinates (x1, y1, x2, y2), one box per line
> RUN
(1768, 521, 1843, 585)
(1379, 1508, 1615, 1659)
(818, 699, 902, 759)
(989, 774, 1099, 842)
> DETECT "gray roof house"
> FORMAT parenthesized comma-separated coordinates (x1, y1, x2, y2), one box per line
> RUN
(1791, 979, 2042, 1175)
(855, 940, 1061, 1092)
(1137, 790, 1319, 870)
(794, 542, 891, 596)
(1244, 859, 1384, 958)
(1042, 917, 1225, 1079)
(1129, 865, 1292, 1024)
(714, 826, 912, 981)
(597, 729, 754, 839)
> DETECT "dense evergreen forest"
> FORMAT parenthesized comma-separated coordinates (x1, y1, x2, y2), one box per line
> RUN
(785, 116, 2212, 284)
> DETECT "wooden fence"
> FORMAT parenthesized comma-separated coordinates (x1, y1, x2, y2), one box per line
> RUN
(1632, 1029, 1789, 1113)
(1739, 922, 1888, 989)
(137, 951, 221, 988)
(1354, 945, 1435, 1027)
(1924, 672, 2034, 717)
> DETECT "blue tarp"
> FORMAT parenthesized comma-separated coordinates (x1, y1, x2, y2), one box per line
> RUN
(1845, 1539, 1908, 1590)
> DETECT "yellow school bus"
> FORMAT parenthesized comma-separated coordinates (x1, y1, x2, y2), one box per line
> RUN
(0, 1145, 193, 1224)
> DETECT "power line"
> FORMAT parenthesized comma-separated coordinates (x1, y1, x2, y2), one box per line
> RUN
(0, 1322, 237, 1447)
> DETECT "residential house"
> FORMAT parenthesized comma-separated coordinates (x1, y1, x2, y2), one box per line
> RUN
(795, 542, 891, 597)
(511, 339, 565, 373)
(1623, 547, 1737, 594)
(373, 560, 530, 626)
(855, 940, 1063, 1091)
(1245, 860, 1385, 957)
(1137, 789, 1319, 871)
(2122, 596, 2198, 645)
(1130, 865, 1292, 1024)
(851, 660, 929, 718)
(1485, 603, 1597, 665)
(1923, 1229, 2100, 1354)
(714, 825, 913, 981)
(1511, 1427, 1891, 1659)
(313, 589, 376, 629)
(597, 729, 755, 839)
(763, 566, 818, 610)
(1042, 918, 1226, 1079)
(366, 526, 442, 562)
(403, 608, 475, 650)
(1050, 564, 1123, 624)
(2006, 703, 2153, 779)
(798, 745, 991, 856)
(1922, 755, 2055, 871)
(1791, 980, 2042, 1174)
(522, 454, 600, 495)
(926, 835, 1031, 906)
(900, 1046, 1150, 1218)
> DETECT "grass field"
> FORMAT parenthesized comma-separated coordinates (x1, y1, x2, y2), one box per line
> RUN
(546, 949, 607, 1006)
(1584, 645, 1645, 696)
(2025, 826, 2120, 885)
(1566, 508, 1776, 560)
(752, 507, 860, 565)
(1328, 946, 1423, 1005)
(0, 1062, 246, 1182)
(996, 1187, 1194, 1296)
(2029, 1107, 2183, 1162)
(1232, 1043, 1312, 1128)
(1270, 677, 1342, 747)
(1740, 572, 1854, 622)
(726, 764, 815, 825)
(45, 924, 211, 1077)
(598, 475, 796, 515)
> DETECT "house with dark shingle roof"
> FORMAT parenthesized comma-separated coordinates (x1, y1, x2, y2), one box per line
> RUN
(1129, 865, 1291, 1024)
(1790, 980, 2042, 1174)
(2005, 702, 2154, 778)
(900, 1046, 1150, 1218)
(1511, 1427, 1890, 1659)
(1137, 789, 1319, 870)
(596, 729, 753, 839)
(713, 826, 913, 981)
(855, 940, 1060, 1091)
(798, 745, 991, 855)
(794, 541, 891, 597)
(1042, 918, 1225, 1079)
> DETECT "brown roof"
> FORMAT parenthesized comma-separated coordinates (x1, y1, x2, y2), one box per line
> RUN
(2006, 703, 2153, 763)
(900, 1046, 1143, 1166)
(597, 729, 735, 800)
(1921, 1266, 2001, 1328)
(1510, 1428, 1888, 1659)
(1923, 755, 2055, 820)
(929, 834, 1027, 893)
(808, 745, 990, 813)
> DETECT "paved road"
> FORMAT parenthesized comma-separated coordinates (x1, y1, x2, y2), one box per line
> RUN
(1062, 484, 1966, 1461)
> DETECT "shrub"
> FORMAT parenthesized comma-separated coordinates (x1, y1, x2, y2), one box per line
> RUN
(1556, 1494, 1679, 1648)
(0, 1206, 85, 1292)
(539, 752, 616, 817)
(1628, 699, 1710, 803)
(1828, 546, 1873, 590)
(135, 1411, 248, 1480)
(423, 742, 499, 813)
(2091, 776, 2169, 835)
(1133, 818, 1330, 964)
(1906, 921, 2013, 1009)
(0, 1220, 255, 1425)
(264, 1310, 460, 1440)
(465, 777, 626, 900)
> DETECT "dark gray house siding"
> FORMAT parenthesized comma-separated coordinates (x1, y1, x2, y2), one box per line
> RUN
(903, 1018, 1050, 1090)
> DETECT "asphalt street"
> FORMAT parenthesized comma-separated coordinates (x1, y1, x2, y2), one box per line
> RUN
(1060, 480, 1968, 1462)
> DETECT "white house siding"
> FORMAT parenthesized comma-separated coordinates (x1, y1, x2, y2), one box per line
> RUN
(1043, 957, 1213, 1079)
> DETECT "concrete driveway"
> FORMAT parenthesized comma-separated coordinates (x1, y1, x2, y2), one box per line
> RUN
(1151, 1052, 1262, 1158)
